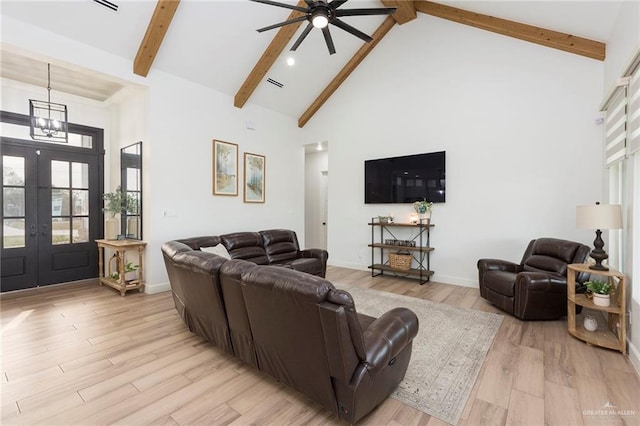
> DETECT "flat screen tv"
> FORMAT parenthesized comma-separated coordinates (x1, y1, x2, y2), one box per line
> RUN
(365, 151, 445, 204)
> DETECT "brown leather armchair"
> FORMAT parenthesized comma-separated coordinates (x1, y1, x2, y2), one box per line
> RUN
(477, 238, 590, 320)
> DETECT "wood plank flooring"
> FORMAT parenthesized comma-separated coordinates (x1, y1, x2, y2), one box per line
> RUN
(1, 266, 639, 425)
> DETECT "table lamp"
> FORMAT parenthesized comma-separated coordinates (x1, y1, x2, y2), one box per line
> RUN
(576, 202, 623, 271)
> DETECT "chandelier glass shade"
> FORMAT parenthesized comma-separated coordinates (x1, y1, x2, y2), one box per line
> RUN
(29, 63, 68, 143)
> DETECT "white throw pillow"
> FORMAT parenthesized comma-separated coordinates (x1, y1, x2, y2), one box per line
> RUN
(201, 244, 231, 259)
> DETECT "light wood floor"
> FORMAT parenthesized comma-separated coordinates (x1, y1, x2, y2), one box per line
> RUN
(1, 266, 639, 425)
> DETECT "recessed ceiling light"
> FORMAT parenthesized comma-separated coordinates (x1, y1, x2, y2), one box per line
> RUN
(286, 57, 295, 66)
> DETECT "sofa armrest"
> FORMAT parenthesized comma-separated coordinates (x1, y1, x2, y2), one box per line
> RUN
(362, 308, 418, 372)
(299, 248, 329, 277)
(515, 272, 566, 294)
(299, 248, 328, 260)
(477, 258, 521, 275)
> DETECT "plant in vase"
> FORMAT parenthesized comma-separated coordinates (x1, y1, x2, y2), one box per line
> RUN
(585, 280, 612, 307)
(109, 262, 139, 282)
(412, 199, 433, 222)
(103, 186, 138, 239)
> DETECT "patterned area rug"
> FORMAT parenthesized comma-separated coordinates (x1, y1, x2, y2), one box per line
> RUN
(335, 284, 503, 425)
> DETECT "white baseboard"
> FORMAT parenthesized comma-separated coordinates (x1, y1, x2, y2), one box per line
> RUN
(327, 261, 478, 288)
(629, 340, 640, 377)
(145, 281, 170, 294)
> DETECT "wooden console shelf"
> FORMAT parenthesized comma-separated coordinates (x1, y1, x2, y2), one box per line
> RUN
(369, 219, 434, 285)
(567, 263, 626, 355)
(96, 239, 147, 296)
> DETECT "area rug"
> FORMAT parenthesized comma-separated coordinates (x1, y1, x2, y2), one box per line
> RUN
(334, 283, 503, 425)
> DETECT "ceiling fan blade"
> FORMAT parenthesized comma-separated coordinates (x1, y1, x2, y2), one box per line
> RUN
(335, 7, 396, 17)
(322, 26, 336, 55)
(329, 0, 348, 9)
(257, 15, 308, 32)
(250, 0, 309, 13)
(330, 18, 372, 42)
(290, 22, 314, 51)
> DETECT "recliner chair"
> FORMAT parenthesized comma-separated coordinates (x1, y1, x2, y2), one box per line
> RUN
(477, 238, 591, 320)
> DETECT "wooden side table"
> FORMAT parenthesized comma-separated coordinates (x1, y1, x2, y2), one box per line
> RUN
(567, 263, 626, 355)
(96, 239, 147, 296)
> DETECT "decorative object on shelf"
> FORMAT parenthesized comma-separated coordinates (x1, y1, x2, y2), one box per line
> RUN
(413, 198, 433, 221)
(244, 152, 265, 203)
(378, 215, 390, 223)
(583, 314, 598, 331)
(389, 251, 412, 270)
(213, 139, 239, 196)
(410, 214, 418, 224)
(585, 280, 612, 307)
(576, 202, 623, 270)
(29, 63, 68, 143)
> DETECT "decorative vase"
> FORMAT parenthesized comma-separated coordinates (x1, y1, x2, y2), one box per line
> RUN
(105, 217, 119, 240)
(592, 293, 610, 307)
(124, 270, 138, 282)
(583, 314, 598, 331)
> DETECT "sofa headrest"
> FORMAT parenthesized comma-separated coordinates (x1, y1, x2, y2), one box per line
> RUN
(173, 250, 228, 275)
(241, 265, 332, 303)
(531, 238, 580, 263)
(522, 237, 589, 276)
(161, 240, 193, 259)
(176, 236, 221, 251)
(221, 232, 269, 264)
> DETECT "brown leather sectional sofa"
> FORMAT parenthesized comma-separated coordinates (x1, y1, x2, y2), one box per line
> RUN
(161, 229, 419, 423)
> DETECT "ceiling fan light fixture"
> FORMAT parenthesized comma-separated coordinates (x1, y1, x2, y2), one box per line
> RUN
(311, 11, 329, 28)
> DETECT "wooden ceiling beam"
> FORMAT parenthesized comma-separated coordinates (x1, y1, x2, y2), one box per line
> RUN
(134, 0, 181, 77)
(298, 16, 396, 128)
(380, 0, 416, 25)
(234, 0, 307, 109)
(414, 1, 605, 61)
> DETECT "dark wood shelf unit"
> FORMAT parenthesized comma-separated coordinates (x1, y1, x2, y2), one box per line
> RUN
(369, 219, 434, 285)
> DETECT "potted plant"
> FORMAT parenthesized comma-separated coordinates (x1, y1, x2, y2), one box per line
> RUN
(123, 262, 139, 282)
(412, 198, 433, 221)
(109, 262, 139, 282)
(103, 186, 139, 217)
(585, 280, 612, 307)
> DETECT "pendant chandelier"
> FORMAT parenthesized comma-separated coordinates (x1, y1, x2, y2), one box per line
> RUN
(29, 63, 68, 143)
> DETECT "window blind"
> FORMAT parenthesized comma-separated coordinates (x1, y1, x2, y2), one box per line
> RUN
(604, 87, 627, 166)
(628, 66, 640, 155)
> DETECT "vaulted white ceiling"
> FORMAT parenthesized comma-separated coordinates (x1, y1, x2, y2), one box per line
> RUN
(0, 1, 625, 120)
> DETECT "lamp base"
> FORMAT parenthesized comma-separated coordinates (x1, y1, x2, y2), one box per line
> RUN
(589, 262, 609, 271)
(589, 229, 609, 271)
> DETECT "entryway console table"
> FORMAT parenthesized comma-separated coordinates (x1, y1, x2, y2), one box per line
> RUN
(368, 219, 434, 284)
(567, 263, 626, 355)
(96, 239, 147, 296)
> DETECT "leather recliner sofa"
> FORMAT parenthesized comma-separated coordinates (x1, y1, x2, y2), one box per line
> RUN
(477, 237, 591, 320)
(171, 229, 328, 277)
(161, 240, 419, 424)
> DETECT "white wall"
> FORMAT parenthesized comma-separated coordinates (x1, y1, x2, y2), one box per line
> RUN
(144, 72, 305, 291)
(1, 16, 306, 294)
(301, 14, 605, 286)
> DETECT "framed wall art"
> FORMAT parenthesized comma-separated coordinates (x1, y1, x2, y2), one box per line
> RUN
(243, 152, 265, 203)
(213, 140, 238, 196)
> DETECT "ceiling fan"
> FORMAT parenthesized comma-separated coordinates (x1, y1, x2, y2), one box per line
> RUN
(251, 0, 397, 55)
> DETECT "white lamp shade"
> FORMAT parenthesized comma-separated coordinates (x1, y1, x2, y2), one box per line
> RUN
(576, 204, 623, 230)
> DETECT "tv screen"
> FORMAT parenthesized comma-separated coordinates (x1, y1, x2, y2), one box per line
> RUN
(365, 151, 446, 204)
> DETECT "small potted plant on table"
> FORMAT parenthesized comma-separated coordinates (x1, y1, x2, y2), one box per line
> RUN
(585, 280, 612, 307)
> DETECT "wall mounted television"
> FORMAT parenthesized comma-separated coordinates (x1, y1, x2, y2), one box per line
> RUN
(365, 151, 446, 204)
